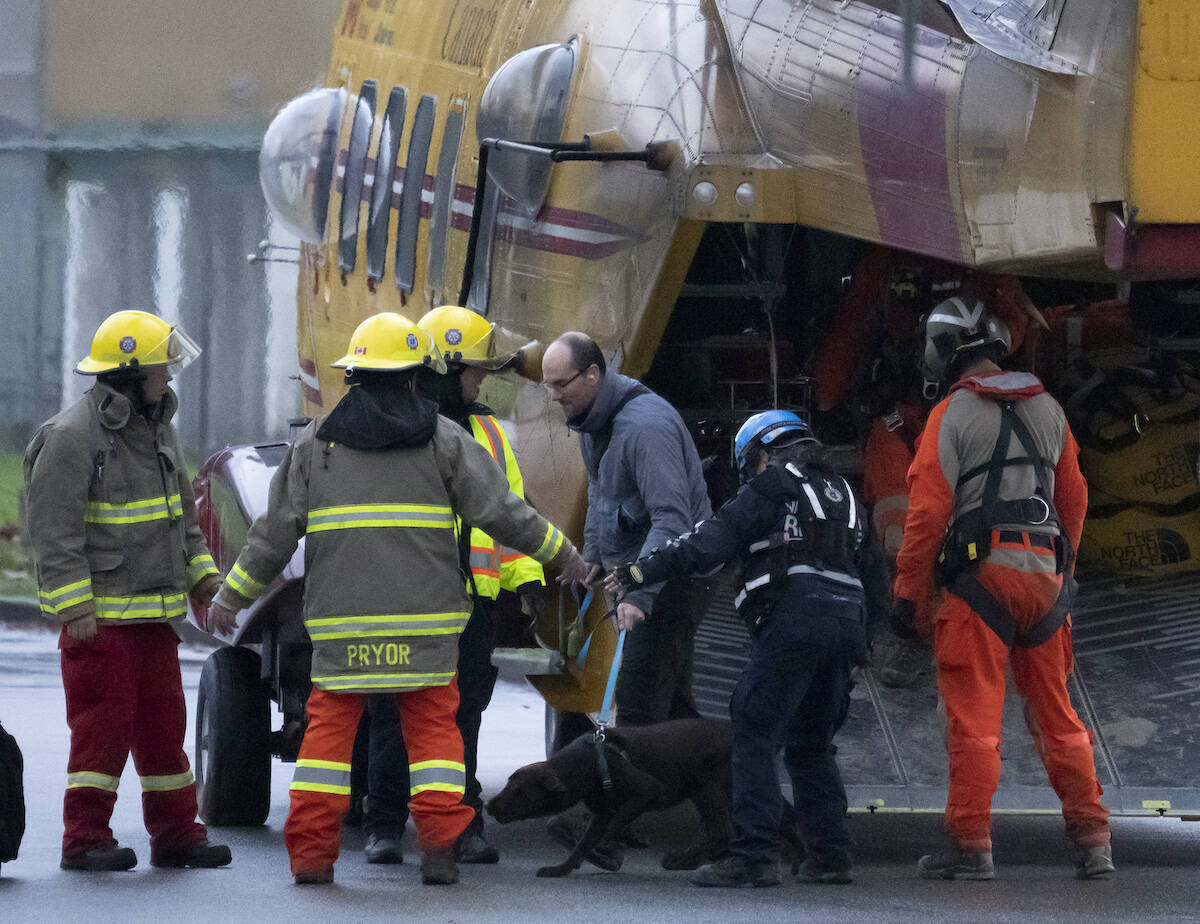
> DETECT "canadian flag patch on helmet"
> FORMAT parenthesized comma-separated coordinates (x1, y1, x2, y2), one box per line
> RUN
(119, 336, 137, 354)
(354, 346, 367, 355)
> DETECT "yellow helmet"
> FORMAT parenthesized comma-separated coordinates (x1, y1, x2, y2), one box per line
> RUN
(417, 305, 510, 370)
(76, 310, 201, 375)
(332, 312, 447, 373)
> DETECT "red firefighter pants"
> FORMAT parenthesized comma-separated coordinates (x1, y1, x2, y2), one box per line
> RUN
(59, 623, 206, 859)
(934, 563, 1110, 850)
(285, 680, 474, 875)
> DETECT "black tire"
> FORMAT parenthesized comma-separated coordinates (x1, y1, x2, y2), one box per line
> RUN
(196, 646, 271, 826)
(544, 703, 592, 758)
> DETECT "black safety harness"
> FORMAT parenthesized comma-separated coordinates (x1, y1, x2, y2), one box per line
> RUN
(936, 400, 1073, 648)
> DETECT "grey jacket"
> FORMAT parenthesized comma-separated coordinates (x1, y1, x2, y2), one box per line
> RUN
(571, 372, 711, 612)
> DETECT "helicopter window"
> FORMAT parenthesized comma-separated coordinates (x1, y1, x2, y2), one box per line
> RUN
(394, 94, 436, 294)
(258, 87, 345, 244)
(366, 86, 407, 283)
(426, 101, 466, 304)
(476, 38, 576, 219)
(338, 80, 377, 275)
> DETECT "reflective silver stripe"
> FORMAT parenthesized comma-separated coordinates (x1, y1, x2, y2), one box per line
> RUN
(67, 771, 120, 792)
(305, 612, 469, 641)
(409, 759, 466, 795)
(733, 588, 748, 608)
(313, 671, 456, 690)
(801, 482, 826, 519)
(226, 561, 266, 599)
(748, 540, 770, 553)
(469, 549, 499, 573)
(532, 524, 565, 563)
(42, 578, 93, 613)
(141, 770, 194, 792)
(843, 479, 857, 529)
(94, 592, 187, 621)
(290, 759, 352, 795)
(785, 564, 863, 590)
(307, 503, 455, 533)
(85, 493, 181, 525)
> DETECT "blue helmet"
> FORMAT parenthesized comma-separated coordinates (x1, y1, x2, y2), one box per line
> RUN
(734, 410, 814, 479)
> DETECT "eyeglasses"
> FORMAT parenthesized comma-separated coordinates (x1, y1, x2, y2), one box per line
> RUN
(542, 369, 584, 394)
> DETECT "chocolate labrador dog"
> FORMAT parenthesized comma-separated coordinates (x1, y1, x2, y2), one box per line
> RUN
(486, 717, 801, 878)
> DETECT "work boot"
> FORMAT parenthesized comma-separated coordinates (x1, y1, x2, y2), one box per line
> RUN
(689, 855, 781, 888)
(878, 637, 933, 689)
(294, 868, 334, 885)
(1075, 844, 1115, 879)
(795, 857, 853, 884)
(917, 845, 995, 880)
(60, 845, 138, 871)
(420, 847, 459, 885)
(546, 810, 624, 871)
(456, 830, 499, 864)
(151, 839, 232, 868)
(364, 833, 404, 864)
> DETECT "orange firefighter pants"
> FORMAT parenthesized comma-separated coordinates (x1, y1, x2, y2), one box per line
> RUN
(934, 562, 1110, 850)
(284, 680, 474, 875)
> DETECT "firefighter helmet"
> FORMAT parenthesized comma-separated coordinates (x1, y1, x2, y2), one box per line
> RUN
(332, 312, 447, 373)
(417, 305, 511, 370)
(734, 410, 815, 481)
(920, 296, 1011, 386)
(76, 310, 201, 376)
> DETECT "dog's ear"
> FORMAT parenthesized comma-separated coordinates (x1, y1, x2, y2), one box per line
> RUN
(540, 764, 569, 795)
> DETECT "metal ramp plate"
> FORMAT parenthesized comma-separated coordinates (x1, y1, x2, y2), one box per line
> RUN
(691, 568, 1200, 816)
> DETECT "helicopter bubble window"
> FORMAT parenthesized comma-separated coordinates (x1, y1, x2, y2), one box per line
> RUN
(394, 94, 436, 294)
(366, 86, 407, 282)
(476, 38, 577, 218)
(259, 87, 347, 244)
(427, 101, 465, 303)
(338, 80, 377, 274)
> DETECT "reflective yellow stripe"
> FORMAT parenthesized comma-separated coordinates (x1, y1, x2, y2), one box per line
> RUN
(225, 561, 266, 599)
(306, 611, 469, 641)
(312, 672, 456, 690)
(188, 553, 218, 574)
(290, 758, 353, 795)
(306, 503, 455, 533)
(409, 759, 467, 796)
(85, 493, 182, 525)
(67, 771, 120, 792)
(42, 578, 94, 613)
(94, 592, 187, 621)
(532, 523, 565, 563)
(140, 770, 194, 792)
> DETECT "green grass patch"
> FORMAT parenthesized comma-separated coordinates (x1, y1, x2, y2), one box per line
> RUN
(0, 452, 23, 528)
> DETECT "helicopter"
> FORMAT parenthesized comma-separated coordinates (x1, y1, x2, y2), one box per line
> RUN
(187, 0, 1200, 829)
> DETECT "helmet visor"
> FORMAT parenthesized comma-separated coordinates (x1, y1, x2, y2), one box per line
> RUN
(164, 326, 202, 373)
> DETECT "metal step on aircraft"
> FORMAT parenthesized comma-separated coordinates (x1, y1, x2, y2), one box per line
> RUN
(189, 0, 1200, 827)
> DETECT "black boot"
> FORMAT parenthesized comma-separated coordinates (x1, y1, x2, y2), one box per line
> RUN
(61, 845, 138, 871)
(151, 839, 232, 868)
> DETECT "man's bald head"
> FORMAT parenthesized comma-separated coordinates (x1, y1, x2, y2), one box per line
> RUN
(542, 332, 606, 423)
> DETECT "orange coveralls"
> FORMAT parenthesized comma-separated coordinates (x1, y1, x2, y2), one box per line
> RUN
(894, 370, 1110, 851)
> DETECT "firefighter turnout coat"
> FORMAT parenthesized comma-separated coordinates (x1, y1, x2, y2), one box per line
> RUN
(25, 381, 218, 624)
(213, 415, 573, 693)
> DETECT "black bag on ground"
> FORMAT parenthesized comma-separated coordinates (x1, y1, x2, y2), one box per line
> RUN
(0, 720, 26, 864)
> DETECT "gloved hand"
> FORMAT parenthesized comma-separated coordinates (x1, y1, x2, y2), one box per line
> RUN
(604, 562, 646, 597)
(61, 601, 98, 642)
(889, 598, 919, 641)
(517, 582, 547, 626)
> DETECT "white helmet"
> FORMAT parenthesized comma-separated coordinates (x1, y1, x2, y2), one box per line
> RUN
(920, 297, 1011, 390)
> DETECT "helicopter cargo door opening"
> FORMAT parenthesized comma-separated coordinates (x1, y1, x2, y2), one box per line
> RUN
(642, 223, 1200, 817)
